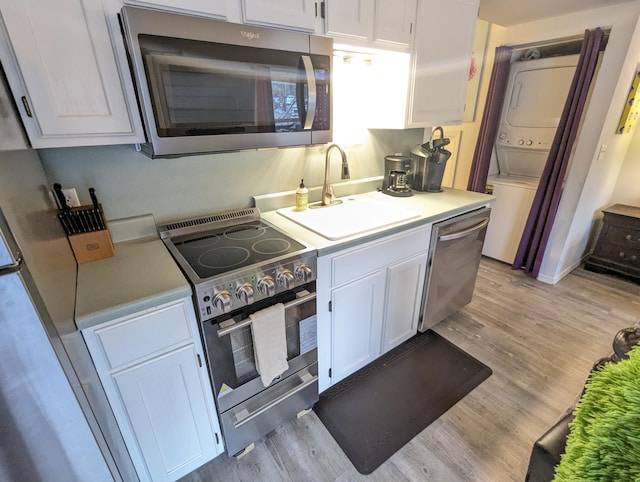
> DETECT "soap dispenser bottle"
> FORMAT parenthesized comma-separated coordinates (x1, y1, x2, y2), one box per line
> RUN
(295, 179, 308, 211)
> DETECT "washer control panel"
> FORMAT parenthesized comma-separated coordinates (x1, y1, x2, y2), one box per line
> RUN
(496, 125, 556, 151)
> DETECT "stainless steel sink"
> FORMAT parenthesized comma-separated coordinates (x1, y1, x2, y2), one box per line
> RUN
(276, 194, 420, 240)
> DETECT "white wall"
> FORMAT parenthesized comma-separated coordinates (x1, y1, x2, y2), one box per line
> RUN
(37, 129, 424, 224)
(500, 2, 640, 283)
(446, 23, 507, 190)
(612, 111, 640, 205)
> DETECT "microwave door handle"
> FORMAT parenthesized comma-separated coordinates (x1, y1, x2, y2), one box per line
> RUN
(300, 55, 316, 130)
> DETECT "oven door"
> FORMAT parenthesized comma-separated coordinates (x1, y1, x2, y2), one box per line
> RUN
(202, 283, 317, 414)
(202, 284, 318, 455)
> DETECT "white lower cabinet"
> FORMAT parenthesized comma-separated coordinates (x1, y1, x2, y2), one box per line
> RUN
(82, 297, 223, 482)
(331, 270, 386, 383)
(318, 225, 431, 391)
(382, 252, 428, 352)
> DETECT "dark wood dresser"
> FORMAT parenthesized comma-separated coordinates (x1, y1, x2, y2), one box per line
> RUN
(584, 204, 640, 283)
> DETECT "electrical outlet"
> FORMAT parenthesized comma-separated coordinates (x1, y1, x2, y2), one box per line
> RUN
(61, 188, 81, 207)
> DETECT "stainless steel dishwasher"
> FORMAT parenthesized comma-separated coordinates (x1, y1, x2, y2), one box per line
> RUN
(418, 207, 491, 332)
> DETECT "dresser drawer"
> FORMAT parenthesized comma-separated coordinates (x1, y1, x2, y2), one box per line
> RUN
(585, 204, 640, 283)
(598, 223, 640, 249)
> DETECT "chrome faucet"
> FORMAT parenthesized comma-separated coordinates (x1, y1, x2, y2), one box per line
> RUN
(321, 144, 350, 206)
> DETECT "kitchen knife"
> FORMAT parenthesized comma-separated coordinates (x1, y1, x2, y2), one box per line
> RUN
(77, 209, 90, 233)
(53, 183, 79, 234)
(84, 207, 97, 232)
(53, 183, 69, 211)
(89, 187, 105, 230)
(64, 211, 77, 235)
(57, 212, 72, 235)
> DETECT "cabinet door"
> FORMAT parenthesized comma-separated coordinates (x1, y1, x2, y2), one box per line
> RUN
(0, 0, 144, 148)
(408, 0, 478, 126)
(374, 0, 416, 47)
(242, 0, 317, 32)
(123, 0, 235, 20)
(0, 69, 28, 150)
(114, 345, 220, 482)
(325, 0, 374, 41)
(331, 270, 385, 384)
(382, 252, 427, 352)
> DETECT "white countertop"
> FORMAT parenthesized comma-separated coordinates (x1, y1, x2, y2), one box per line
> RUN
(260, 187, 495, 256)
(75, 187, 494, 330)
(75, 214, 191, 331)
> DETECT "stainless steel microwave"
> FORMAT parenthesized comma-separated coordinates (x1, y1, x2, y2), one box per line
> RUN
(120, 7, 333, 158)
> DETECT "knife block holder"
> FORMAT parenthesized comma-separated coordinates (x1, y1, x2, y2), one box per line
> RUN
(68, 229, 115, 264)
(61, 204, 115, 264)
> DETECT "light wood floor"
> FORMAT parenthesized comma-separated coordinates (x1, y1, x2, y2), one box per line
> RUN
(181, 258, 640, 481)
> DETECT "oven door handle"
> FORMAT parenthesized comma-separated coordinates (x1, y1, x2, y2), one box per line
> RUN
(216, 291, 317, 338)
(233, 371, 318, 428)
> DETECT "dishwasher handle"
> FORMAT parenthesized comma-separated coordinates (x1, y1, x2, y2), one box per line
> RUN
(438, 218, 490, 242)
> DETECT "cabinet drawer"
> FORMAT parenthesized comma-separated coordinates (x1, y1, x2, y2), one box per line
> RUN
(598, 224, 640, 249)
(95, 301, 194, 369)
(332, 225, 430, 286)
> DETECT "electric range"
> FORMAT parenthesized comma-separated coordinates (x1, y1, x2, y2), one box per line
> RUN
(158, 207, 317, 323)
(158, 207, 319, 456)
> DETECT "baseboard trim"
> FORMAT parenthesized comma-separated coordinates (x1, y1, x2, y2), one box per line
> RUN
(537, 257, 585, 285)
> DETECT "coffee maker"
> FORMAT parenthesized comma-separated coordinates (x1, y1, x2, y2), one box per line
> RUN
(382, 155, 413, 197)
(409, 127, 451, 193)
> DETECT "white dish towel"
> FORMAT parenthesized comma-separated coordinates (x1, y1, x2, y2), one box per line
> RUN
(250, 303, 289, 387)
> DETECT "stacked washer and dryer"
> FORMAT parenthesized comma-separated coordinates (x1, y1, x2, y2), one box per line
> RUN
(482, 52, 579, 263)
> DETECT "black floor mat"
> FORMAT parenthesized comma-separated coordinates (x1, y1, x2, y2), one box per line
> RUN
(313, 330, 492, 475)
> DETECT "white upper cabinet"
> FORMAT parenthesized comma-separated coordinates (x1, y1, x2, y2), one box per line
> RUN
(374, 0, 416, 47)
(124, 0, 240, 21)
(0, 69, 28, 150)
(408, 0, 479, 126)
(325, 0, 374, 42)
(331, 0, 480, 130)
(242, 0, 318, 32)
(325, 0, 416, 51)
(0, 0, 145, 148)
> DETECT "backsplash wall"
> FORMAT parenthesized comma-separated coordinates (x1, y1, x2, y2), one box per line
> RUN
(38, 129, 424, 224)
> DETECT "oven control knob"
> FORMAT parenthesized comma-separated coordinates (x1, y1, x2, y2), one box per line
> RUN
(277, 269, 295, 290)
(295, 264, 313, 282)
(257, 276, 276, 296)
(236, 283, 254, 304)
(213, 291, 232, 313)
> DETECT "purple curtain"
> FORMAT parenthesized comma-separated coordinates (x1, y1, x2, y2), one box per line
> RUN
(467, 46, 513, 192)
(512, 28, 603, 277)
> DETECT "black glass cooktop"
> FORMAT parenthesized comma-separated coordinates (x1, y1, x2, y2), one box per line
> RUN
(171, 221, 306, 279)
